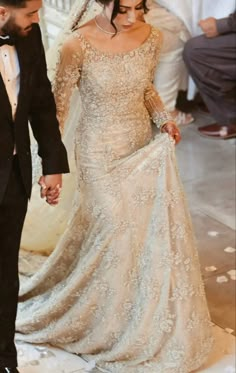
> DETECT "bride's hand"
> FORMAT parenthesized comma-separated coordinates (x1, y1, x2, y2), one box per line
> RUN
(161, 121, 181, 144)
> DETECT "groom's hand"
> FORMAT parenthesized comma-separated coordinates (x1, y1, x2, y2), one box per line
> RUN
(38, 174, 62, 205)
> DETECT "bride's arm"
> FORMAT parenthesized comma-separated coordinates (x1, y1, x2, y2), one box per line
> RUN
(53, 35, 83, 133)
(144, 82, 181, 143)
(144, 82, 172, 129)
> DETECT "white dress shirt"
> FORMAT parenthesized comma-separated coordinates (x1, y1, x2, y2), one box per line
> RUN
(0, 44, 20, 154)
(0, 44, 20, 119)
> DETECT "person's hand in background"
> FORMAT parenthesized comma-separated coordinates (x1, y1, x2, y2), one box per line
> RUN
(199, 17, 219, 38)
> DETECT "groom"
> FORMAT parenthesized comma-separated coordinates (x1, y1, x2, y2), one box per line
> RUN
(0, 0, 69, 372)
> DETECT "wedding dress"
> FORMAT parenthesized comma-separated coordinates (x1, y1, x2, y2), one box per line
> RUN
(16, 2, 213, 372)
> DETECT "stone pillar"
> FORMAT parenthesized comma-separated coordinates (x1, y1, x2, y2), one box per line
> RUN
(40, 0, 75, 49)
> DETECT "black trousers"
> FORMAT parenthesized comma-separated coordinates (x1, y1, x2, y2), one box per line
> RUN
(183, 33, 236, 125)
(0, 156, 28, 367)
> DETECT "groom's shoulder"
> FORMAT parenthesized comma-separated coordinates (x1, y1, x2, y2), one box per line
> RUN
(16, 24, 45, 65)
(27, 23, 43, 44)
(19, 23, 45, 59)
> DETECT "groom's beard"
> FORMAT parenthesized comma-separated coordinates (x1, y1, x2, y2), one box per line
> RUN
(2, 16, 32, 39)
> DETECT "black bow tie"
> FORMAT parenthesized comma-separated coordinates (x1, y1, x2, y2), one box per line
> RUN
(0, 35, 15, 47)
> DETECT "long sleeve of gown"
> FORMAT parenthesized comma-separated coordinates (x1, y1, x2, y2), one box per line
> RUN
(144, 82, 172, 129)
(53, 36, 83, 132)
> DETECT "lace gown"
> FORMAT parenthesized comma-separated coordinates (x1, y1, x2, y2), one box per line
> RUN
(16, 27, 213, 372)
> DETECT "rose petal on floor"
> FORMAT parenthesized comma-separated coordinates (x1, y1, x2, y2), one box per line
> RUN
(224, 328, 234, 334)
(205, 266, 217, 272)
(227, 270, 236, 277)
(224, 247, 236, 253)
(216, 276, 228, 283)
(208, 231, 219, 237)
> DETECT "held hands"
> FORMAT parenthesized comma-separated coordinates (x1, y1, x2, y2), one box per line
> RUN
(161, 121, 181, 144)
(198, 17, 219, 38)
(38, 174, 62, 206)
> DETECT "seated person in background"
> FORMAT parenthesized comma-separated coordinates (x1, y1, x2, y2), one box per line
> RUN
(183, 12, 236, 139)
(145, 1, 193, 126)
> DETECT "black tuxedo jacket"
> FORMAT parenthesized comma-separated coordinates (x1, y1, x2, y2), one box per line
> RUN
(0, 24, 69, 202)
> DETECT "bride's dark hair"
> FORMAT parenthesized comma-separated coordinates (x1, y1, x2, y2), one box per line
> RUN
(97, 0, 148, 34)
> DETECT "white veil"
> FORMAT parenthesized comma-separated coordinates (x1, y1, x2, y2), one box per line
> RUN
(21, 0, 102, 254)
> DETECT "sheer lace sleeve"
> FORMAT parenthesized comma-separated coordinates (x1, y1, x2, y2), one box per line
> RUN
(144, 82, 172, 129)
(53, 35, 83, 133)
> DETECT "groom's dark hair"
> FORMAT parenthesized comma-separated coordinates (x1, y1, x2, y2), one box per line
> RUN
(0, 0, 30, 7)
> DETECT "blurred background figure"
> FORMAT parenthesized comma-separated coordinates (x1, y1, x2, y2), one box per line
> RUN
(183, 11, 236, 139)
(144, 1, 193, 126)
(145, 0, 236, 137)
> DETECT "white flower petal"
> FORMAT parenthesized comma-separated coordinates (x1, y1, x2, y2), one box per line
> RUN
(224, 328, 234, 334)
(230, 275, 236, 281)
(216, 275, 228, 283)
(227, 270, 236, 277)
(208, 231, 219, 237)
(224, 247, 236, 253)
(205, 266, 217, 272)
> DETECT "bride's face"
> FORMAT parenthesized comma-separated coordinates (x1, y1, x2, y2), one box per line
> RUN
(106, 0, 145, 30)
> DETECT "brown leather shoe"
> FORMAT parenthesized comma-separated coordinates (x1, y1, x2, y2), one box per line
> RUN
(198, 123, 236, 139)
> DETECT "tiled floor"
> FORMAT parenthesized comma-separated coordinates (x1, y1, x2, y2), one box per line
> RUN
(17, 109, 235, 372)
(176, 110, 236, 335)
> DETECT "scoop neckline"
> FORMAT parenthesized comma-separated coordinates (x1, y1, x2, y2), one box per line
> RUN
(75, 25, 155, 57)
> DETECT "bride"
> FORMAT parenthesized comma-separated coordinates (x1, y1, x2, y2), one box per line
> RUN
(16, 0, 213, 371)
